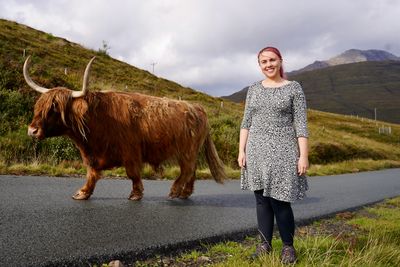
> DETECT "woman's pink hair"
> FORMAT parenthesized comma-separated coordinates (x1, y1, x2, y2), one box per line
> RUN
(257, 46, 286, 79)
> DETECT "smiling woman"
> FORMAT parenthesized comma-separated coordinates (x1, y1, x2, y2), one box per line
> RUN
(238, 46, 309, 264)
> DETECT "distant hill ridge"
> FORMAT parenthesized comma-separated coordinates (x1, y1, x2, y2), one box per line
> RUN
(288, 49, 400, 76)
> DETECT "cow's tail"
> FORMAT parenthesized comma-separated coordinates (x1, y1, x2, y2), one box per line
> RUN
(204, 132, 226, 184)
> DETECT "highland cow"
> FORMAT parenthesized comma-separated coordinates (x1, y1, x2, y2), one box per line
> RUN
(24, 56, 225, 200)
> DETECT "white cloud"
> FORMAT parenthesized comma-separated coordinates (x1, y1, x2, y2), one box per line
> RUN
(1, 0, 400, 96)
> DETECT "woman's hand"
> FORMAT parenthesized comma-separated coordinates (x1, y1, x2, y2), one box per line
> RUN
(297, 156, 309, 176)
(238, 151, 246, 169)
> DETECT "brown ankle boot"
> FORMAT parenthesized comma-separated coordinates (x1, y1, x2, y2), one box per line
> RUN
(251, 242, 272, 259)
(281, 245, 297, 264)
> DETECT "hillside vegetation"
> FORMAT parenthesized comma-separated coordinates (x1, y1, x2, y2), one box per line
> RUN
(291, 61, 400, 124)
(1, 19, 400, 178)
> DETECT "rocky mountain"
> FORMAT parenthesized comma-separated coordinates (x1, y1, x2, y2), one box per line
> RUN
(288, 49, 400, 76)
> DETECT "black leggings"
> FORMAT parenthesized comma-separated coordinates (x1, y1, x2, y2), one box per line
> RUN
(254, 190, 295, 246)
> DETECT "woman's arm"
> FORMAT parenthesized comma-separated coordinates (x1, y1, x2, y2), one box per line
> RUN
(238, 128, 249, 168)
(238, 86, 253, 169)
(292, 83, 309, 176)
(297, 136, 309, 176)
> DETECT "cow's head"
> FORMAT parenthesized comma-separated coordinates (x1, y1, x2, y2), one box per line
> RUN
(24, 56, 95, 140)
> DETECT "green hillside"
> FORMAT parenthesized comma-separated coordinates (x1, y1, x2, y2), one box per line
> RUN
(1, 18, 400, 178)
(0, 19, 239, 108)
(291, 61, 400, 124)
(0, 18, 241, 169)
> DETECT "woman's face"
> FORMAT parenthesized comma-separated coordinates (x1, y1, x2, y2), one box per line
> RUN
(258, 51, 282, 79)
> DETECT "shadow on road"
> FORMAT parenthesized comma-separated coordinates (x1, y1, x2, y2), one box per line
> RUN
(89, 194, 322, 208)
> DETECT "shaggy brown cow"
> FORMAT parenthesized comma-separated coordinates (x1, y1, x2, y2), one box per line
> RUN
(24, 56, 226, 200)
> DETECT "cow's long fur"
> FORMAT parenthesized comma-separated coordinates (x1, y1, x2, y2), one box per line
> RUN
(29, 81, 226, 200)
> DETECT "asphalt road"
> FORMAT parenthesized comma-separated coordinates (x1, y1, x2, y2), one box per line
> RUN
(1, 168, 400, 266)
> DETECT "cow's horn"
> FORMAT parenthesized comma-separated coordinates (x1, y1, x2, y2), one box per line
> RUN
(72, 57, 96, 98)
(23, 56, 50, 94)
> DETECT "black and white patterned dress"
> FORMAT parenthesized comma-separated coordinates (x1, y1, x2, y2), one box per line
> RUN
(240, 80, 309, 202)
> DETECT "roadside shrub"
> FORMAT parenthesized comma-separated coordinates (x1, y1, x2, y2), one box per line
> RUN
(209, 115, 240, 168)
(0, 127, 36, 164)
(310, 142, 387, 164)
(0, 126, 80, 165)
(37, 137, 81, 163)
(0, 89, 35, 134)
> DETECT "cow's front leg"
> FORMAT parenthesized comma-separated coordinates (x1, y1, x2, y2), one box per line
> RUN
(126, 166, 144, 201)
(72, 167, 101, 200)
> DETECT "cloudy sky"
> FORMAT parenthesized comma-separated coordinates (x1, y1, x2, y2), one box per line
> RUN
(1, 0, 399, 96)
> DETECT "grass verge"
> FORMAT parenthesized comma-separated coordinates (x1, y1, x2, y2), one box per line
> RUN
(0, 160, 241, 179)
(1, 159, 399, 179)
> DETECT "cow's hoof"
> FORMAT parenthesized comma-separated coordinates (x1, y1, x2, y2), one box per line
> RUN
(178, 189, 193, 199)
(168, 192, 179, 199)
(169, 186, 183, 199)
(178, 194, 191, 199)
(129, 195, 143, 201)
(128, 191, 143, 201)
(178, 192, 191, 199)
(72, 191, 91, 200)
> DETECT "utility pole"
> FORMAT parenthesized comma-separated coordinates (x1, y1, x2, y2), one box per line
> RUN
(150, 62, 157, 74)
